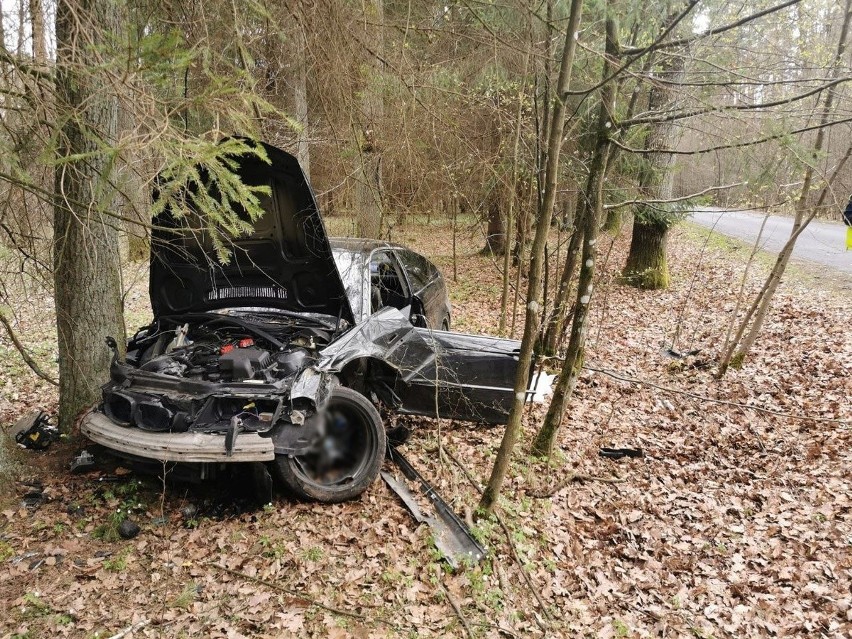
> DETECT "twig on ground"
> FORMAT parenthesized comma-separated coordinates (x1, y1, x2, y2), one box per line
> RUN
(526, 472, 628, 499)
(584, 364, 850, 425)
(440, 579, 474, 639)
(471, 621, 523, 638)
(491, 558, 517, 630)
(738, 406, 767, 452)
(106, 619, 150, 639)
(209, 562, 399, 628)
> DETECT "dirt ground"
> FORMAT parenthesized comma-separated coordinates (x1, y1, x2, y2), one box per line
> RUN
(1, 218, 850, 638)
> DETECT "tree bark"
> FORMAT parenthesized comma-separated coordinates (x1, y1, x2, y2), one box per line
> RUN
(541, 197, 585, 355)
(355, 0, 384, 238)
(602, 207, 623, 234)
(54, 0, 126, 431)
(478, 0, 584, 515)
(531, 16, 619, 458)
(482, 193, 505, 255)
(499, 47, 530, 333)
(293, 13, 310, 179)
(622, 49, 684, 290)
(622, 218, 670, 289)
(30, 0, 46, 63)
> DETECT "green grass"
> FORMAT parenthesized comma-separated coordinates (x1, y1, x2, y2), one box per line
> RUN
(20, 592, 52, 620)
(302, 546, 324, 562)
(171, 582, 199, 609)
(103, 550, 130, 572)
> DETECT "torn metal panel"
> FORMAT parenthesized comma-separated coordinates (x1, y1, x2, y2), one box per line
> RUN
(319, 307, 550, 425)
(290, 366, 329, 407)
(317, 305, 433, 374)
(383, 447, 486, 569)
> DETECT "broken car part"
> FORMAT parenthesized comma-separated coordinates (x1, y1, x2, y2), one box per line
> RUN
(13, 412, 59, 450)
(383, 446, 486, 568)
(599, 447, 644, 460)
(70, 449, 96, 473)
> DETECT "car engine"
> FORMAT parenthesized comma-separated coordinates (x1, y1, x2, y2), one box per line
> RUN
(101, 313, 335, 435)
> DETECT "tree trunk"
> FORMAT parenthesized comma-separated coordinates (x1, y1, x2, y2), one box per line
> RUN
(0, 432, 14, 495)
(355, 0, 383, 238)
(482, 194, 505, 255)
(293, 15, 310, 179)
(30, 0, 46, 63)
(622, 22, 686, 290)
(478, 0, 584, 516)
(499, 47, 530, 333)
(531, 16, 619, 458)
(622, 218, 670, 289)
(541, 197, 585, 355)
(54, 0, 126, 431)
(602, 207, 623, 234)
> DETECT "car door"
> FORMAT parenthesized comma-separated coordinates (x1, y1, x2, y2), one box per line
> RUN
(396, 249, 445, 329)
(391, 329, 524, 424)
(319, 307, 538, 425)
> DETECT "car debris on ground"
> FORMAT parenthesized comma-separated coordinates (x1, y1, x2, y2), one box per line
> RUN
(382, 446, 486, 568)
(12, 412, 60, 450)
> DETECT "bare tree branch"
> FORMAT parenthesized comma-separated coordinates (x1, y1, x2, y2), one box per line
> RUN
(609, 115, 852, 155)
(621, 0, 802, 55)
(621, 77, 852, 127)
(0, 313, 58, 385)
(603, 181, 746, 210)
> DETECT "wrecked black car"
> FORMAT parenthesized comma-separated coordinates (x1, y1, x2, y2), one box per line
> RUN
(81, 141, 548, 502)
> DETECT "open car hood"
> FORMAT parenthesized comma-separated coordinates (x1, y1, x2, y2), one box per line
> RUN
(149, 141, 353, 324)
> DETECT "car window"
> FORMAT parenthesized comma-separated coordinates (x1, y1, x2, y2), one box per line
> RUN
(369, 251, 410, 313)
(398, 249, 434, 293)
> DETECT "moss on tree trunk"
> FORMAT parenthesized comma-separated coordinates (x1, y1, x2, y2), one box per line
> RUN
(623, 219, 670, 290)
(602, 207, 624, 234)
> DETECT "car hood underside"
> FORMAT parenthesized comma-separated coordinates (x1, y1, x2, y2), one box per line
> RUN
(149, 140, 353, 324)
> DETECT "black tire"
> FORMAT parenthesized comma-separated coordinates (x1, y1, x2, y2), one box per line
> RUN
(441, 315, 450, 331)
(272, 386, 385, 503)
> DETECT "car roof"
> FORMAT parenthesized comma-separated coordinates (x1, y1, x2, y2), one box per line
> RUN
(328, 237, 407, 256)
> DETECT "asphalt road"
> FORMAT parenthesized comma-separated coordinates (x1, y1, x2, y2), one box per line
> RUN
(689, 207, 852, 275)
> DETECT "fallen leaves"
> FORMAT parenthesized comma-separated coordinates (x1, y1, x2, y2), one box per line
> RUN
(1, 219, 850, 637)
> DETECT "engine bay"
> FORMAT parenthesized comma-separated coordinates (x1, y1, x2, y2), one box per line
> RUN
(125, 313, 335, 383)
(100, 312, 339, 437)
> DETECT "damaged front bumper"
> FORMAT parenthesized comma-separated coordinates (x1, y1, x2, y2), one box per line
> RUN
(80, 411, 275, 463)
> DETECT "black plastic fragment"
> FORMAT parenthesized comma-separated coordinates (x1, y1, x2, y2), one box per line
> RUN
(225, 416, 241, 457)
(386, 425, 411, 446)
(383, 446, 486, 569)
(118, 520, 141, 539)
(599, 447, 644, 460)
(661, 347, 702, 359)
(13, 412, 59, 450)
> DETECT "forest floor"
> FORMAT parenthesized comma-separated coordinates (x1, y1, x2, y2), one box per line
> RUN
(1, 217, 850, 638)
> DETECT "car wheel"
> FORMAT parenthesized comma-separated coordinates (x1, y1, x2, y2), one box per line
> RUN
(272, 386, 386, 503)
(441, 315, 450, 331)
